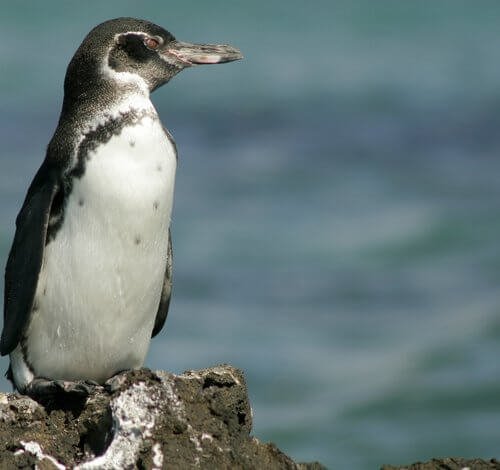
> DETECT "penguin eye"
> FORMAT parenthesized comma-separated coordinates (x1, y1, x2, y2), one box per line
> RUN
(144, 37, 160, 50)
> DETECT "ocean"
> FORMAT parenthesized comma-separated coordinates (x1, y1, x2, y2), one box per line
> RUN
(1, 2, 500, 468)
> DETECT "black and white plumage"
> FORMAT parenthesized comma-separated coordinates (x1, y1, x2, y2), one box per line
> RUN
(0, 18, 242, 396)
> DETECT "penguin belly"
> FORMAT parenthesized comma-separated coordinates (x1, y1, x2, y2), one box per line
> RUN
(11, 115, 176, 388)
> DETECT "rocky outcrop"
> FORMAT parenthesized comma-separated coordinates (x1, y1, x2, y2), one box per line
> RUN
(382, 458, 500, 470)
(0, 365, 324, 469)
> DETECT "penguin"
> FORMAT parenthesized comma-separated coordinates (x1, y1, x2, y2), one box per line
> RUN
(0, 17, 242, 397)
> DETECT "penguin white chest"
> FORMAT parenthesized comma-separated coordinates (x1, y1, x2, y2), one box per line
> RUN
(19, 115, 177, 384)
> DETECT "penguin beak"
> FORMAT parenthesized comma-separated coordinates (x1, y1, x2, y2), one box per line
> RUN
(162, 41, 243, 67)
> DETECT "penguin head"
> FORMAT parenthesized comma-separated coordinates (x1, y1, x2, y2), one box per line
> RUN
(64, 18, 242, 97)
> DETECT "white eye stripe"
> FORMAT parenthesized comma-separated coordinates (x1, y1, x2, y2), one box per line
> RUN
(115, 31, 163, 49)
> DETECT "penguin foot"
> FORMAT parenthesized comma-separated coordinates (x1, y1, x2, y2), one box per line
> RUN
(104, 369, 131, 393)
(25, 377, 102, 400)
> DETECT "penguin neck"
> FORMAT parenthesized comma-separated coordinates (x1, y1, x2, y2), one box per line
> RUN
(60, 82, 156, 134)
(47, 83, 157, 165)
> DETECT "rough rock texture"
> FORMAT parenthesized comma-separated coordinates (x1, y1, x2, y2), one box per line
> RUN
(382, 458, 500, 470)
(0, 365, 324, 469)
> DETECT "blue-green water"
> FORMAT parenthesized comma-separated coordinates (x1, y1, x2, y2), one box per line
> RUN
(1, 2, 500, 468)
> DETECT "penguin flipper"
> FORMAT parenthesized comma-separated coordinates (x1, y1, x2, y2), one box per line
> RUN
(1, 167, 60, 355)
(151, 229, 173, 337)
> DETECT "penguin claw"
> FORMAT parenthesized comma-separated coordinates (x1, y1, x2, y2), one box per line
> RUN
(54, 379, 99, 396)
(104, 369, 130, 393)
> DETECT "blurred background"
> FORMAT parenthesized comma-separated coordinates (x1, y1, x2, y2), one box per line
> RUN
(1, 1, 500, 468)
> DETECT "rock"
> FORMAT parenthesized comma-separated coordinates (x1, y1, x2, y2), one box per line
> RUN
(381, 458, 500, 470)
(0, 365, 324, 469)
